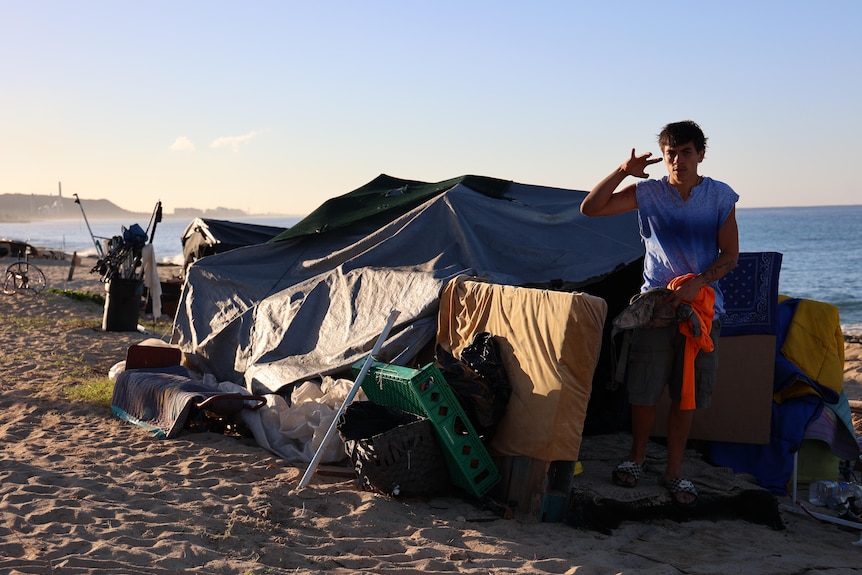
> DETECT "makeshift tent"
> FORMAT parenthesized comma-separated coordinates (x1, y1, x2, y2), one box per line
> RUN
(172, 174, 645, 404)
(180, 218, 287, 272)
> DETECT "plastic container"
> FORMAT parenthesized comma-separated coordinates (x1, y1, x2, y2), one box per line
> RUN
(808, 480, 850, 507)
(831, 484, 862, 515)
(102, 278, 144, 332)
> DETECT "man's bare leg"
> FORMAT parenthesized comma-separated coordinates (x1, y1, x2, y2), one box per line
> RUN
(612, 404, 658, 487)
(664, 401, 696, 504)
(628, 404, 657, 464)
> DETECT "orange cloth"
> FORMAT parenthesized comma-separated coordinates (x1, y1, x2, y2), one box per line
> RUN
(667, 274, 715, 410)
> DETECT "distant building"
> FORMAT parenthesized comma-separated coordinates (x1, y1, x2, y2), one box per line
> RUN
(172, 207, 247, 219)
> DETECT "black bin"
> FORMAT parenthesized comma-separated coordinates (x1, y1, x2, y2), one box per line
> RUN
(102, 278, 144, 332)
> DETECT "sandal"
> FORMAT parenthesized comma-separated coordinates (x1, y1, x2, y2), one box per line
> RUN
(612, 460, 643, 488)
(663, 477, 698, 507)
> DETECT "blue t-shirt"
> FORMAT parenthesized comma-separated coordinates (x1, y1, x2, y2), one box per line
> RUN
(635, 176, 739, 314)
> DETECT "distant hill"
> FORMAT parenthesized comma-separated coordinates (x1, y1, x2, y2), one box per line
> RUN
(0, 193, 143, 222)
(0, 194, 253, 222)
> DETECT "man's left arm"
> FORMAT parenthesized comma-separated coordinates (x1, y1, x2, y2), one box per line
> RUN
(673, 208, 740, 303)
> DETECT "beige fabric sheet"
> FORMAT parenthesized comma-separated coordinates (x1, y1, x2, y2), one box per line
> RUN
(437, 277, 607, 461)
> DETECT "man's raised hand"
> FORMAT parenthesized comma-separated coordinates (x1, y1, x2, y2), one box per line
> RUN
(622, 148, 662, 178)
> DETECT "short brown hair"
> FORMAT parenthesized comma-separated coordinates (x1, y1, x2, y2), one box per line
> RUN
(658, 120, 708, 152)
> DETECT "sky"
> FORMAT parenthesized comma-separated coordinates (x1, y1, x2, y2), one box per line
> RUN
(1, 1, 860, 216)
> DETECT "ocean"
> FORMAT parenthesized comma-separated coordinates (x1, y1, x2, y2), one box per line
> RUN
(2, 206, 861, 335)
(735, 205, 862, 336)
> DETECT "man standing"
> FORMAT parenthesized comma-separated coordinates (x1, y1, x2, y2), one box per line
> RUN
(580, 120, 739, 506)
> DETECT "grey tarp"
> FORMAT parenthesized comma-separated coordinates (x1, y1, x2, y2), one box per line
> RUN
(172, 176, 643, 395)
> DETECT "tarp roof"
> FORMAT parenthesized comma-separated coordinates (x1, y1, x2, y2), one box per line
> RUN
(172, 175, 644, 395)
(270, 174, 510, 242)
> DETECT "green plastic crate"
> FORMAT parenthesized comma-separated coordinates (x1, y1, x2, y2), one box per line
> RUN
(353, 359, 500, 499)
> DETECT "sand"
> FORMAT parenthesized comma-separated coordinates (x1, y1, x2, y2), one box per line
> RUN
(3, 256, 862, 575)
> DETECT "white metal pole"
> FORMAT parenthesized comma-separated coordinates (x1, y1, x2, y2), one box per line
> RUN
(73, 191, 104, 257)
(298, 309, 400, 488)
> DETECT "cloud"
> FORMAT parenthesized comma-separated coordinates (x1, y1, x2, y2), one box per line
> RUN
(170, 136, 196, 152)
(210, 129, 267, 152)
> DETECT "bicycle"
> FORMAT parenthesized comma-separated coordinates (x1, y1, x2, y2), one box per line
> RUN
(2, 247, 47, 295)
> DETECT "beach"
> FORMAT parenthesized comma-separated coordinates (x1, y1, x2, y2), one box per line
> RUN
(3, 256, 862, 575)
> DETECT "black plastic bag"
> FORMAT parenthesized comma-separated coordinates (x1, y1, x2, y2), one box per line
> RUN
(435, 331, 511, 442)
(337, 401, 421, 441)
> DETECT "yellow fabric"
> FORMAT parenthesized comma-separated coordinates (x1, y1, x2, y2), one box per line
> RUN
(667, 274, 715, 410)
(436, 277, 607, 461)
(775, 295, 844, 402)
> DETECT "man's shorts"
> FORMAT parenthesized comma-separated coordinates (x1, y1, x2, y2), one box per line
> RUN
(624, 320, 721, 408)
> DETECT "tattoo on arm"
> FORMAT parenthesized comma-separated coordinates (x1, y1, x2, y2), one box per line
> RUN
(698, 257, 739, 285)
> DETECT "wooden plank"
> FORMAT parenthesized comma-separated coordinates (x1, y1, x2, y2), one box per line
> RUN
(540, 461, 576, 522)
(491, 456, 553, 520)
